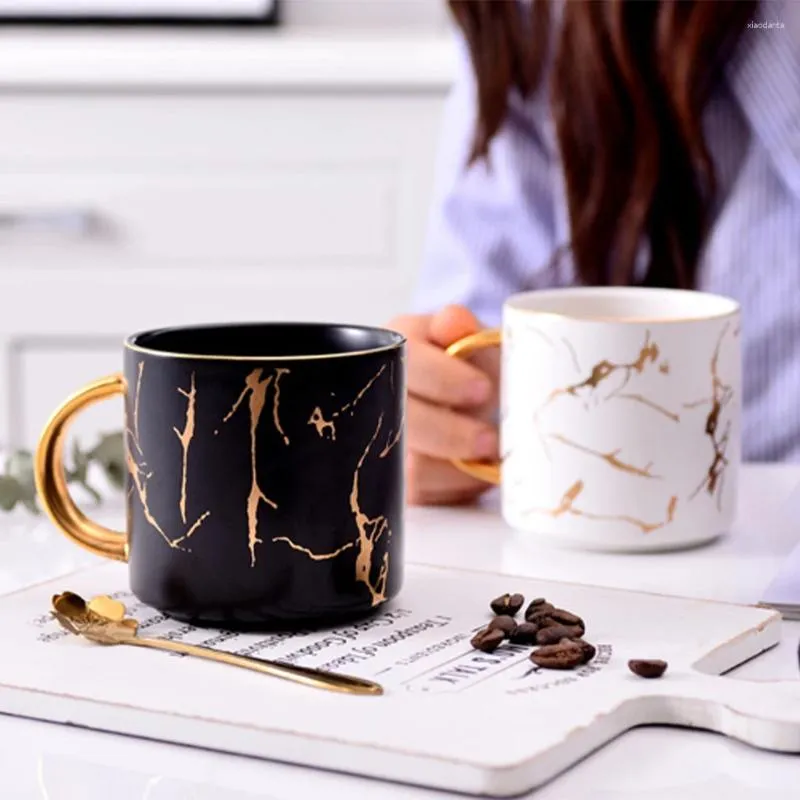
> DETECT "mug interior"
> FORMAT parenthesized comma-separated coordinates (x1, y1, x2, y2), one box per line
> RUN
(126, 322, 404, 360)
(506, 287, 738, 322)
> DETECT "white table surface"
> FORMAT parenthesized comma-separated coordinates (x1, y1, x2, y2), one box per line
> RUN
(1, 463, 799, 799)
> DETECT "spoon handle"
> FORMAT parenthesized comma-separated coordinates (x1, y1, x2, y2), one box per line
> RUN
(129, 636, 383, 696)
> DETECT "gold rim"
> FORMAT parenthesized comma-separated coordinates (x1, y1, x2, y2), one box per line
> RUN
(506, 287, 740, 325)
(124, 328, 405, 362)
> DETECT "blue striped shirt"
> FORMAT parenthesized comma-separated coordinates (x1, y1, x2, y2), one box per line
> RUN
(414, 2, 800, 462)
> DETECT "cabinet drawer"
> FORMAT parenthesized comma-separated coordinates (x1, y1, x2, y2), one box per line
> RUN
(0, 93, 445, 273)
(0, 168, 395, 270)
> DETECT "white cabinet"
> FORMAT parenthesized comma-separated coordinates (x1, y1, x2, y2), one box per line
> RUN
(0, 31, 455, 451)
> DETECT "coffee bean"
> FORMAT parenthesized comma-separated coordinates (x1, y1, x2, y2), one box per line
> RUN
(628, 659, 668, 678)
(535, 624, 584, 645)
(573, 639, 596, 664)
(527, 610, 558, 627)
(471, 628, 505, 653)
(530, 597, 547, 606)
(487, 615, 517, 637)
(549, 608, 584, 628)
(530, 639, 585, 670)
(508, 622, 539, 645)
(525, 602, 555, 621)
(490, 593, 525, 617)
(570, 620, 585, 637)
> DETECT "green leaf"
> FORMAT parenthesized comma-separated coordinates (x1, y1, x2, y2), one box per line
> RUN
(102, 462, 126, 490)
(88, 432, 124, 464)
(88, 432, 126, 490)
(0, 475, 20, 511)
(5, 449, 32, 472)
(5, 450, 34, 485)
(2, 429, 126, 515)
(68, 439, 89, 484)
(4, 451, 38, 512)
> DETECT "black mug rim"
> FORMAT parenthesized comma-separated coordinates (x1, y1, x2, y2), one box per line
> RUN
(125, 322, 406, 361)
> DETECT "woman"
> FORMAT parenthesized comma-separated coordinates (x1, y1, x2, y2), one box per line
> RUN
(389, 0, 800, 506)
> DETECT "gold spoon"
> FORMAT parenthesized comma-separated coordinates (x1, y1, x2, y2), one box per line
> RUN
(51, 592, 383, 696)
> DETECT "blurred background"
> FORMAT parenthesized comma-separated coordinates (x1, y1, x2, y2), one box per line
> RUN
(0, 0, 455, 464)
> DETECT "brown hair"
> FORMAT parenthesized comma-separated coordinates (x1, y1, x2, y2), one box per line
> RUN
(448, 0, 755, 289)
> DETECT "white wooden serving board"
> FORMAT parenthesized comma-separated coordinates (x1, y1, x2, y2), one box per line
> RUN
(0, 562, 798, 797)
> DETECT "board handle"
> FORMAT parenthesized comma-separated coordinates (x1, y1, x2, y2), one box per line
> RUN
(644, 673, 800, 752)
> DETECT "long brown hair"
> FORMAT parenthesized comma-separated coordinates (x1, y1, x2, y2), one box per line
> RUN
(448, 0, 755, 289)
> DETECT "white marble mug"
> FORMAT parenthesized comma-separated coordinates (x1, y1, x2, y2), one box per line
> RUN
(446, 287, 741, 551)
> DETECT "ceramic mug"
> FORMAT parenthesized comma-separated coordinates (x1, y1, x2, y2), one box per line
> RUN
(34, 323, 405, 626)
(447, 287, 741, 551)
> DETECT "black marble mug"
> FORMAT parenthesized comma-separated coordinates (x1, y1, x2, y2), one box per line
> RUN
(34, 323, 405, 628)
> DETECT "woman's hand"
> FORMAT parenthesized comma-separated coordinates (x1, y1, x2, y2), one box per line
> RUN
(388, 305, 499, 506)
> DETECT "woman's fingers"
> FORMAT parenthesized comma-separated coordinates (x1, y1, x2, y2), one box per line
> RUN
(406, 452, 493, 506)
(386, 307, 500, 507)
(407, 340, 493, 408)
(406, 395, 498, 461)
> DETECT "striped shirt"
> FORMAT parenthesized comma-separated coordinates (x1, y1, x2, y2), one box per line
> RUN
(413, 1, 800, 462)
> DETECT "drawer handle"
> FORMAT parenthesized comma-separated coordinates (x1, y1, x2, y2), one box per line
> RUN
(0, 209, 107, 238)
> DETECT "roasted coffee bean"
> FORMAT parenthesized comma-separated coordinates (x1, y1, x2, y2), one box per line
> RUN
(628, 659, 668, 679)
(525, 597, 548, 613)
(530, 639, 585, 670)
(573, 639, 596, 664)
(471, 628, 506, 653)
(535, 624, 584, 645)
(487, 615, 517, 637)
(549, 608, 584, 628)
(530, 597, 547, 606)
(570, 620, 586, 637)
(490, 593, 525, 617)
(525, 602, 555, 621)
(508, 622, 539, 645)
(527, 610, 558, 627)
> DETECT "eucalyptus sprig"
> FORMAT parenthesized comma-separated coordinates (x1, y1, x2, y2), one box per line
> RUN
(0, 432, 125, 514)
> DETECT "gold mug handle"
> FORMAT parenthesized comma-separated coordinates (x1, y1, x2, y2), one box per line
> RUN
(34, 374, 129, 562)
(444, 328, 502, 486)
